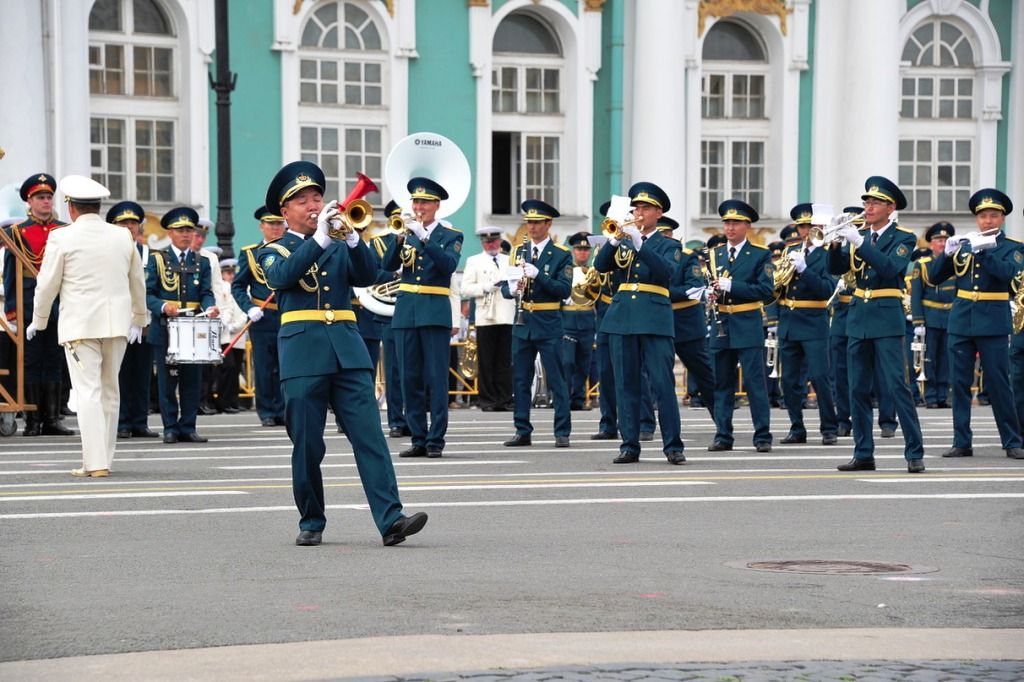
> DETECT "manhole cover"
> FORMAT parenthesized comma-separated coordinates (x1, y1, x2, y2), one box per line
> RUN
(728, 560, 939, 575)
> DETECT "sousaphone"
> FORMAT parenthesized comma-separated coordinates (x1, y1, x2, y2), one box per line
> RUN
(356, 132, 472, 316)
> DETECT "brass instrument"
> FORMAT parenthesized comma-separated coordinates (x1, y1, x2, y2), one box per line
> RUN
(316, 172, 378, 239)
(569, 267, 602, 308)
(601, 215, 643, 241)
(384, 209, 423, 237)
(825, 271, 857, 308)
(817, 211, 865, 248)
(911, 326, 927, 381)
(1012, 270, 1024, 334)
(459, 326, 478, 380)
(706, 248, 728, 338)
(355, 275, 400, 317)
(512, 234, 531, 326)
(765, 328, 779, 379)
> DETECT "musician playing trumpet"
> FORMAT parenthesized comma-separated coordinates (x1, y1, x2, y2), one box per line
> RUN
(594, 183, 684, 465)
(562, 232, 599, 411)
(774, 204, 840, 446)
(381, 178, 464, 459)
(460, 225, 515, 412)
(499, 200, 572, 448)
(925, 188, 1024, 460)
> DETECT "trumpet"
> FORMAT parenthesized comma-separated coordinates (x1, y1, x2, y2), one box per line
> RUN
(311, 172, 378, 238)
(705, 249, 728, 338)
(512, 234, 531, 326)
(813, 211, 865, 248)
(765, 328, 779, 379)
(601, 215, 643, 240)
(384, 209, 425, 237)
(911, 326, 927, 381)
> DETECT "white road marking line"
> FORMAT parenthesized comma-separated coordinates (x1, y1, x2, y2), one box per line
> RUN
(0, 491, 248, 502)
(859, 477, 1024, 483)
(1, 492, 1021, 520)
(216, 459, 525, 470)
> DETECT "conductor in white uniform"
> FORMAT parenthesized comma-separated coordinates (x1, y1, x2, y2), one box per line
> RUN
(28, 176, 148, 477)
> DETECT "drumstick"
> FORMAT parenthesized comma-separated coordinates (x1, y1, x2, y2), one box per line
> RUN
(221, 293, 275, 356)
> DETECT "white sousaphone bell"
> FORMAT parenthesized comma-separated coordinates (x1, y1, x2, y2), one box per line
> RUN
(355, 132, 471, 317)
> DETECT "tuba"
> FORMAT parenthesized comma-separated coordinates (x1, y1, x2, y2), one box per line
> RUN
(569, 267, 601, 308)
(383, 131, 471, 223)
(355, 276, 400, 317)
(1012, 270, 1024, 334)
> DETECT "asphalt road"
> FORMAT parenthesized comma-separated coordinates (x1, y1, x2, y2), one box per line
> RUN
(1, 404, 1022, 672)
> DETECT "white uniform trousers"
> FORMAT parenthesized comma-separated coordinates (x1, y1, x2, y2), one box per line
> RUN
(65, 337, 128, 471)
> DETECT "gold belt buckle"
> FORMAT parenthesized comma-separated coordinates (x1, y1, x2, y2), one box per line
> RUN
(786, 300, 795, 309)
(970, 291, 979, 301)
(324, 309, 335, 324)
(863, 288, 872, 300)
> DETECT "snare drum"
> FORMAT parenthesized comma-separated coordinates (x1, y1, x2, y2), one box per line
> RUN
(166, 316, 223, 365)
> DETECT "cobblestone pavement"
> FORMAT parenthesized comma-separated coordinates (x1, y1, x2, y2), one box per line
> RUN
(350, 660, 1024, 682)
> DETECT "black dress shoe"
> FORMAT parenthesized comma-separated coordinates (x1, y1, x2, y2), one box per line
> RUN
(926, 403, 939, 409)
(117, 429, 132, 439)
(383, 511, 428, 546)
(880, 427, 897, 438)
(977, 397, 991, 406)
(179, 432, 208, 443)
(837, 425, 851, 437)
(503, 434, 532, 447)
(198, 404, 217, 416)
(941, 447, 973, 458)
(755, 443, 772, 453)
(639, 431, 655, 442)
(666, 452, 686, 465)
(936, 401, 950, 409)
(480, 406, 495, 412)
(837, 458, 875, 471)
(613, 452, 639, 464)
(907, 459, 926, 473)
(821, 435, 838, 446)
(388, 427, 405, 437)
(399, 445, 427, 458)
(222, 406, 242, 414)
(163, 432, 178, 444)
(261, 418, 277, 427)
(42, 422, 75, 436)
(1006, 448, 1024, 459)
(131, 428, 160, 438)
(554, 436, 570, 448)
(590, 431, 617, 440)
(780, 433, 806, 444)
(295, 530, 322, 546)
(707, 441, 732, 452)
(426, 448, 442, 458)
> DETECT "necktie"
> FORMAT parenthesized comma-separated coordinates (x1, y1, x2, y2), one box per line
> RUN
(729, 246, 736, 263)
(532, 246, 539, 261)
(492, 255, 499, 269)
(641, 235, 648, 243)
(871, 232, 879, 246)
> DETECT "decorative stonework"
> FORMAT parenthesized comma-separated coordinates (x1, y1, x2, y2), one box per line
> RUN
(468, 0, 489, 7)
(698, 0, 793, 36)
(583, 0, 606, 11)
(293, 0, 394, 16)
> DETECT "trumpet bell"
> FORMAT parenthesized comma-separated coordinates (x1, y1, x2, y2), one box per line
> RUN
(600, 217, 625, 240)
(343, 198, 374, 231)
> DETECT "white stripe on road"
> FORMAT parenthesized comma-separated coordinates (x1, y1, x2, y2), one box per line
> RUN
(1, 492, 1021, 520)
(0, 491, 248, 502)
(859, 477, 1024, 483)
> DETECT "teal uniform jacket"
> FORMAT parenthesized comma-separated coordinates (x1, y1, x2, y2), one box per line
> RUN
(777, 246, 836, 342)
(668, 246, 708, 343)
(382, 224, 462, 328)
(708, 241, 774, 349)
(232, 242, 280, 331)
(562, 267, 598, 336)
(910, 256, 954, 329)
(594, 230, 679, 338)
(145, 249, 215, 347)
(500, 240, 573, 340)
(926, 233, 1024, 336)
(258, 232, 377, 378)
(827, 224, 917, 339)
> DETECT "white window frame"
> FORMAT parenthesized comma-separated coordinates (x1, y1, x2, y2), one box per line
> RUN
(700, 138, 766, 217)
(491, 59, 562, 115)
(898, 134, 975, 213)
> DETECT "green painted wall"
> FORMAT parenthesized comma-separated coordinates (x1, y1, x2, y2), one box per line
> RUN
(796, 0, 815, 201)
(408, 2, 478, 259)
(208, 0, 282, 253)
(591, 0, 622, 231)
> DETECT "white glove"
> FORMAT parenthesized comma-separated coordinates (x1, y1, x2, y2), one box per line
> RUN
(247, 306, 264, 323)
(970, 233, 998, 252)
(717, 276, 733, 293)
(623, 225, 643, 247)
(344, 230, 360, 248)
(316, 200, 339, 238)
(1012, 301, 1019, 317)
(685, 286, 706, 301)
(522, 262, 539, 279)
(408, 221, 428, 241)
(5, 320, 15, 335)
(508, 278, 522, 294)
(206, 306, 220, 319)
(906, 314, 913, 322)
(767, 325, 778, 335)
(790, 250, 807, 273)
(840, 224, 864, 248)
(608, 237, 621, 247)
(945, 236, 965, 255)
(127, 325, 144, 344)
(913, 325, 925, 336)
(504, 265, 524, 281)
(482, 282, 494, 293)
(836, 278, 848, 293)
(25, 321, 38, 340)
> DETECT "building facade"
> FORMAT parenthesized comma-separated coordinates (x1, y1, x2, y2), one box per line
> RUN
(1, 0, 1021, 258)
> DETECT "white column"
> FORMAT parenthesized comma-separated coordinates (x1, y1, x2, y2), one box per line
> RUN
(0, 2, 48, 184)
(628, 0, 687, 214)
(49, 0, 92, 181)
(837, 0, 902, 198)
(1005, 0, 1024, 238)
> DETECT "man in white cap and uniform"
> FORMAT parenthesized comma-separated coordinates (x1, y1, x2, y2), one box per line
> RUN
(28, 175, 148, 477)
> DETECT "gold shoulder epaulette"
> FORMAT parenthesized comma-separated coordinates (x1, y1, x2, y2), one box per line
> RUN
(896, 227, 916, 235)
(1004, 236, 1022, 244)
(750, 242, 768, 250)
(240, 243, 259, 252)
(444, 225, 462, 234)
(263, 242, 292, 258)
(919, 256, 932, 264)
(683, 247, 694, 255)
(554, 242, 570, 252)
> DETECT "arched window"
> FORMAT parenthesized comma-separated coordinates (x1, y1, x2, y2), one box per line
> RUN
(699, 20, 768, 216)
(88, 0, 179, 204)
(899, 18, 977, 213)
(491, 11, 564, 214)
(298, 1, 386, 202)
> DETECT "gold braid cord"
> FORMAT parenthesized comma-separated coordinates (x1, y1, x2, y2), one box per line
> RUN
(245, 248, 268, 286)
(153, 252, 180, 293)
